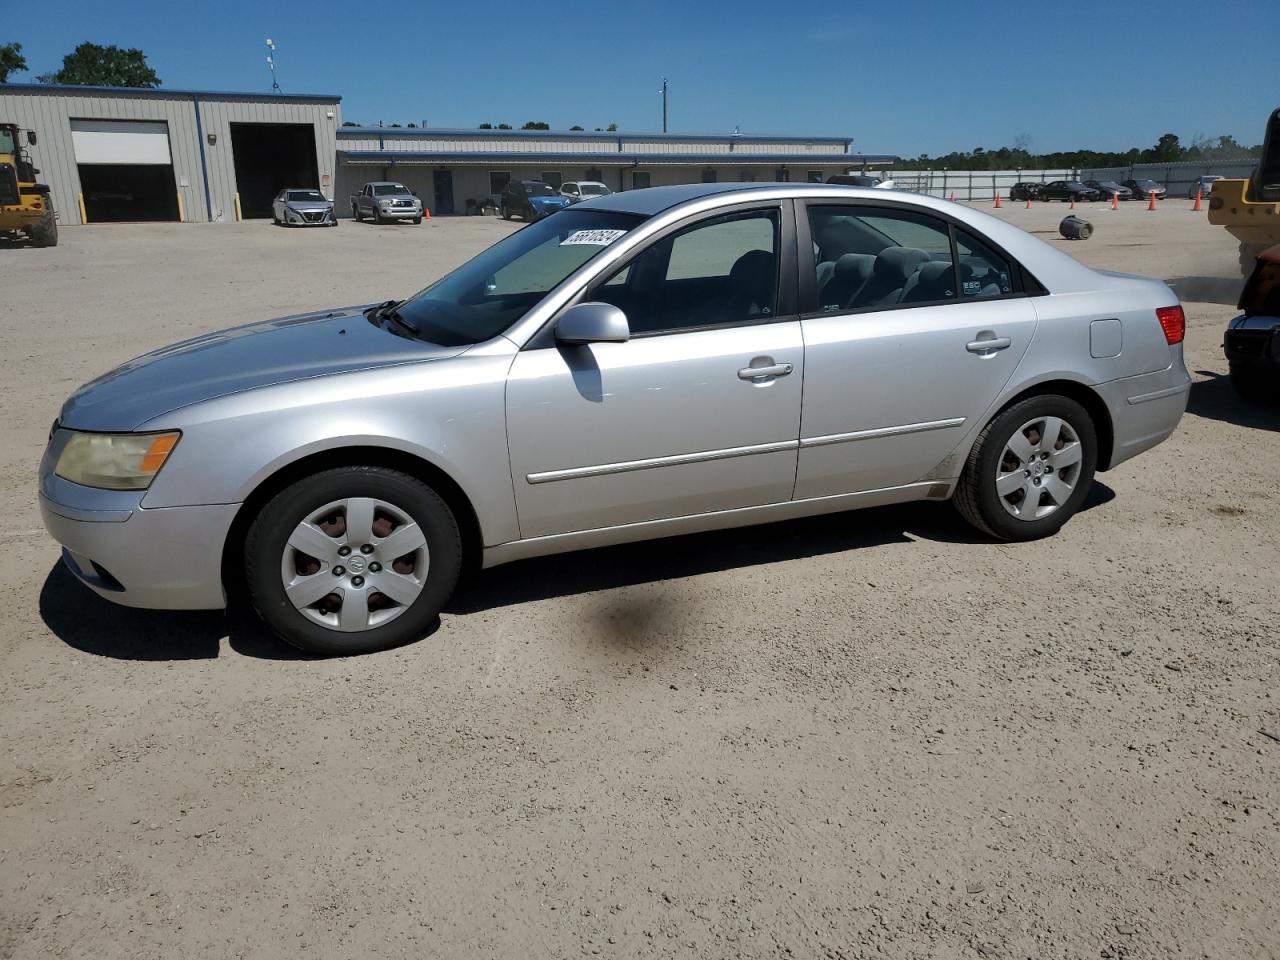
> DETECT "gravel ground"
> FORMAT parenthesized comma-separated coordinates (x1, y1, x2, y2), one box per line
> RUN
(1, 201, 1277, 960)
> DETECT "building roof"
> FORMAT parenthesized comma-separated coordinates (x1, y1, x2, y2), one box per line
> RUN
(337, 126, 851, 145)
(338, 150, 897, 167)
(0, 82, 341, 103)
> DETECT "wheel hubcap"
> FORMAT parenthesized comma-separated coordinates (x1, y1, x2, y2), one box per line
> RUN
(995, 415, 1083, 521)
(279, 497, 430, 632)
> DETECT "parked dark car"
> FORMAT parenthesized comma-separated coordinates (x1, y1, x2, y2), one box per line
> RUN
(1039, 181, 1102, 202)
(1083, 179, 1133, 201)
(1009, 182, 1044, 201)
(500, 180, 572, 221)
(1224, 244, 1280, 401)
(1122, 178, 1167, 201)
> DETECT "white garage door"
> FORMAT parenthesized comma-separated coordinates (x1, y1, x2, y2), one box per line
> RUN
(70, 119, 173, 165)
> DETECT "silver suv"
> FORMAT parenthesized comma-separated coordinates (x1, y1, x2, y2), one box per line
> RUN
(39, 183, 1191, 654)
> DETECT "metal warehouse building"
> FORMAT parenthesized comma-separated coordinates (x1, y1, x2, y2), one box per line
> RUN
(0, 83, 341, 224)
(1, 82, 883, 223)
(334, 127, 891, 217)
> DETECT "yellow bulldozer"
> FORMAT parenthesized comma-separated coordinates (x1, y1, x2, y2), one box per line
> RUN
(1207, 107, 1279, 275)
(0, 121, 57, 247)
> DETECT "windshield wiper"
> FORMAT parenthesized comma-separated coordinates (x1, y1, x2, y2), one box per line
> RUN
(367, 299, 419, 335)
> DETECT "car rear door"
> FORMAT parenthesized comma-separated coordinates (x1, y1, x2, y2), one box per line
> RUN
(505, 201, 804, 539)
(794, 201, 1039, 498)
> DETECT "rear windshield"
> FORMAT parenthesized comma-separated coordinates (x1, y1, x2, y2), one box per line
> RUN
(391, 209, 646, 346)
(580, 183, 610, 195)
(525, 182, 557, 196)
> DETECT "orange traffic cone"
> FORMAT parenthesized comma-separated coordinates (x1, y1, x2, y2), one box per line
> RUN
(994, 191, 1002, 208)
(1147, 190, 1157, 210)
(423, 208, 432, 220)
(1111, 192, 1119, 210)
(948, 191, 956, 202)
(1192, 188, 1203, 212)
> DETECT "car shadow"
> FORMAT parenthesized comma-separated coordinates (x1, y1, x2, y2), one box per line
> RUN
(1167, 276, 1242, 306)
(38, 485, 1116, 660)
(1188, 370, 1280, 432)
(448, 487, 1115, 614)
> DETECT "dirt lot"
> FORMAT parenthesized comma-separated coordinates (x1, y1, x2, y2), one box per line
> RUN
(2, 201, 1277, 960)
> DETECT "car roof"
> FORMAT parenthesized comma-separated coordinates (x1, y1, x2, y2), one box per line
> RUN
(576, 181, 916, 215)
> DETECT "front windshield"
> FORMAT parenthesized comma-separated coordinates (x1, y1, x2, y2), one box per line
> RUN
(373, 184, 409, 196)
(526, 182, 557, 196)
(0, 128, 14, 154)
(580, 183, 610, 196)
(1134, 180, 1158, 188)
(287, 190, 325, 201)
(391, 209, 645, 346)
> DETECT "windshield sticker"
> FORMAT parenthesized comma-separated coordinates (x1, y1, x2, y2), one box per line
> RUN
(560, 229, 626, 247)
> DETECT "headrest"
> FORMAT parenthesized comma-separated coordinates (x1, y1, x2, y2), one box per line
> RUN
(833, 252, 875, 281)
(874, 247, 929, 282)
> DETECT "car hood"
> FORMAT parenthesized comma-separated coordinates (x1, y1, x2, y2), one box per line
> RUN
(376, 194, 418, 202)
(59, 306, 466, 432)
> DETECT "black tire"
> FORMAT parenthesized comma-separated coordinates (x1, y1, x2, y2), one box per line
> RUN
(243, 466, 462, 656)
(28, 212, 58, 248)
(501, 203, 510, 220)
(1229, 365, 1275, 402)
(412, 216, 422, 225)
(352, 205, 363, 222)
(954, 394, 1098, 542)
(372, 209, 385, 224)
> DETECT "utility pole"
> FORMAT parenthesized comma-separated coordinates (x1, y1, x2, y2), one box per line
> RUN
(265, 39, 279, 93)
(660, 77, 668, 133)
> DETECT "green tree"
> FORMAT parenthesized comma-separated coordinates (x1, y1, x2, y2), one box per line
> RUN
(1142, 133, 1182, 163)
(0, 41, 27, 83)
(496, 123, 512, 130)
(39, 42, 159, 87)
(341, 120, 359, 127)
(606, 122, 618, 131)
(569, 125, 584, 131)
(521, 121, 550, 130)
(478, 122, 494, 129)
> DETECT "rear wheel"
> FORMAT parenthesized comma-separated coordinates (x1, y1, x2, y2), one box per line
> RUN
(501, 203, 510, 220)
(955, 395, 1098, 541)
(243, 466, 462, 655)
(28, 211, 58, 248)
(352, 204, 363, 222)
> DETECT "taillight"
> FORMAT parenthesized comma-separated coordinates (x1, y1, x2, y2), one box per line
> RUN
(1156, 305, 1185, 345)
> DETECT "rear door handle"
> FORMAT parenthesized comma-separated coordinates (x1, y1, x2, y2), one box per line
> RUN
(966, 336, 1011, 354)
(738, 362, 793, 380)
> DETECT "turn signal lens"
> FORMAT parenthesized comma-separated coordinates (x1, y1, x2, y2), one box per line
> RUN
(54, 430, 182, 490)
(1156, 305, 1185, 345)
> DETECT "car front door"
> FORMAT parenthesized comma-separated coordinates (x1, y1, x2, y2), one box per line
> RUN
(795, 202, 1039, 498)
(505, 203, 804, 539)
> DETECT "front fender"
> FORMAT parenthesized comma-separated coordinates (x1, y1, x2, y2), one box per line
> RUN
(137, 347, 521, 546)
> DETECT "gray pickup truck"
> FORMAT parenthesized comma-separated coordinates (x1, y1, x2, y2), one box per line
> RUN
(349, 181, 424, 224)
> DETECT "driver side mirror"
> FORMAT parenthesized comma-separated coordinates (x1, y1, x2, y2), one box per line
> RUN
(555, 302, 630, 344)
(26, 131, 37, 146)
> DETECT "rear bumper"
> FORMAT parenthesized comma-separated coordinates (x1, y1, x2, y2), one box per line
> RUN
(39, 477, 237, 610)
(1095, 358, 1192, 469)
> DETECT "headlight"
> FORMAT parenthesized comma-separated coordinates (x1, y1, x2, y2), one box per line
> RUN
(55, 431, 181, 490)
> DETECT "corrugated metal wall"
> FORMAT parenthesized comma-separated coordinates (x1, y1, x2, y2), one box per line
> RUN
(0, 87, 340, 224)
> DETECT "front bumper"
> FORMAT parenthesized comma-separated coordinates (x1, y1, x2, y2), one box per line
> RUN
(376, 204, 422, 219)
(39, 473, 237, 610)
(285, 207, 335, 225)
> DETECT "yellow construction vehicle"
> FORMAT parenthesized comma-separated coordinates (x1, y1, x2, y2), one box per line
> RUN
(1207, 107, 1279, 275)
(0, 121, 57, 247)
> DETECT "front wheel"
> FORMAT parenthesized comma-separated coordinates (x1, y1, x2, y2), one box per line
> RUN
(412, 216, 422, 225)
(28, 211, 58, 247)
(243, 466, 462, 655)
(954, 395, 1098, 541)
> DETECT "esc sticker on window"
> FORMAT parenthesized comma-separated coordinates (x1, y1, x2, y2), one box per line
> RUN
(560, 229, 626, 246)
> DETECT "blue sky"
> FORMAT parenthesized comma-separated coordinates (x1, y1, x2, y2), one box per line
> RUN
(6, 0, 1274, 157)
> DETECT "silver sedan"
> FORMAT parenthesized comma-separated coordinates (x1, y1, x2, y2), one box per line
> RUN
(271, 188, 336, 227)
(39, 183, 1191, 654)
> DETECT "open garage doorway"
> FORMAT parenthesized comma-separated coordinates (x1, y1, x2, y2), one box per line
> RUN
(230, 123, 319, 219)
(71, 119, 179, 223)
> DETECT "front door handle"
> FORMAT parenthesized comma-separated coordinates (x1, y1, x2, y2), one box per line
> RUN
(966, 335, 1011, 354)
(738, 361, 794, 381)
